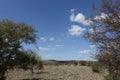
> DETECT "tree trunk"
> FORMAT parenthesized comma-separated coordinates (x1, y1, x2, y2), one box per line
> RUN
(31, 66, 34, 74)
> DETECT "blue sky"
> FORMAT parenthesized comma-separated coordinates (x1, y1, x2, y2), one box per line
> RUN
(0, 0, 101, 60)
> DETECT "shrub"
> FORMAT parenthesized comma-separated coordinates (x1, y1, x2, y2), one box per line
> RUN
(91, 62, 102, 73)
(87, 61, 93, 66)
(36, 60, 44, 69)
(104, 75, 112, 80)
(73, 61, 78, 66)
(80, 61, 87, 66)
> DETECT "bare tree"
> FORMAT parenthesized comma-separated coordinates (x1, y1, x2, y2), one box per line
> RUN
(84, 0, 120, 80)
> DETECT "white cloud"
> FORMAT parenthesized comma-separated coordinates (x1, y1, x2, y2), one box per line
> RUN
(40, 37, 47, 41)
(89, 28, 105, 34)
(38, 46, 56, 51)
(38, 44, 63, 51)
(70, 9, 76, 13)
(49, 37, 55, 41)
(78, 50, 91, 54)
(68, 25, 86, 36)
(40, 36, 55, 41)
(76, 50, 93, 61)
(90, 45, 96, 48)
(94, 13, 107, 20)
(38, 46, 50, 51)
(70, 10, 92, 26)
(70, 9, 76, 22)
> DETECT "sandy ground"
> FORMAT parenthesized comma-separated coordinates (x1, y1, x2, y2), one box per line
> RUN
(7, 65, 105, 80)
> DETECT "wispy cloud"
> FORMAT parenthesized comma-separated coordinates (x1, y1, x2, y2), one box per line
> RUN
(78, 50, 91, 54)
(70, 9, 76, 13)
(40, 37, 55, 42)
(70, 9, 92, 26)
(49, 37, 55, 41)
(76, 50, 92, 60)
(40, 37, 47, 41)
(38, 44, 64, 51)
(55, 45, 64, 47)
(68, 25, 86, 36)
(76, 50, 94, 61)
(42, 54, 52, 60)
(38, 46, 50, 51)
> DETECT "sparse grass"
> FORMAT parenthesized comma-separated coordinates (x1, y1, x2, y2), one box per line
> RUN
(7, 65, 105, 80)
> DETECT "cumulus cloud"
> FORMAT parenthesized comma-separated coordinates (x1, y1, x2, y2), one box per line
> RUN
(68, 25, 86, 36)
(40, 37, 55, 42)
(70, 9, 92, 26)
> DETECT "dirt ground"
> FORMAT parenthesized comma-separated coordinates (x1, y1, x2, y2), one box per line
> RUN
(7, 65, 105, 80)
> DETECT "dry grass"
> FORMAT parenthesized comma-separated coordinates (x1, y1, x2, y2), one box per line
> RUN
(7, 65, 105, 80)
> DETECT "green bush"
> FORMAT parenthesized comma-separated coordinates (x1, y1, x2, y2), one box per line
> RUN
(73, 61, 78, 66)
(91, 62, 102, 73)
(80, 61, 87, 66)
(87, 61, 93, 66)
(104, 75, 112, 80)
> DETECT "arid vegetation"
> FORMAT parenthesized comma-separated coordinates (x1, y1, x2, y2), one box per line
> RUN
(7, 64, 106, 80)
(0, 0, 119, 80)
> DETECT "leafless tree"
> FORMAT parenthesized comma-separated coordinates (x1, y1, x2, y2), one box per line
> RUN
(84, 0, 120, 80)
